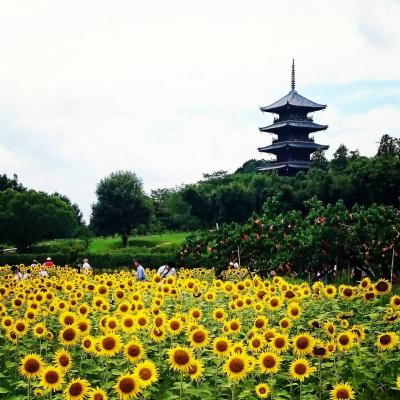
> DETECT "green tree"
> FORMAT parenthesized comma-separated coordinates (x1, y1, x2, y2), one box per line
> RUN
(376, 134, 400, 158)
(0, 189, 78, 250)
(0, 174, 25, 192)
(331, 144, 349, 171)
(90, 171, 152, 247)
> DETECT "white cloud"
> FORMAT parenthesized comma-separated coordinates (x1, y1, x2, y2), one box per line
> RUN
(0, 0, 399, 220)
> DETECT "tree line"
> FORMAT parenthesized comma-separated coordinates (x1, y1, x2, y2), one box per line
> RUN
(0, 134, 399, 251)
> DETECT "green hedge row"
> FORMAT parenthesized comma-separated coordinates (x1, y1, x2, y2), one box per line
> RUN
(0, 252, 214, 269)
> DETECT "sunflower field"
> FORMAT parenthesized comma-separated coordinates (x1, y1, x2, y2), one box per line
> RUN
(0, 266, 400, 400)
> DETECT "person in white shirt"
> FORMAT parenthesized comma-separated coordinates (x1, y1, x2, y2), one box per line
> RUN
(157, 262, 177, 278)
(82, 259, 92, 274)
(38, 266, 49, 279)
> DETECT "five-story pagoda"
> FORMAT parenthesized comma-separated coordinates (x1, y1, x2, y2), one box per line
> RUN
(258, 60, 329, 175)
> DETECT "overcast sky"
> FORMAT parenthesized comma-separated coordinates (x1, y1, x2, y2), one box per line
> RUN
(0, 0, 399, 221)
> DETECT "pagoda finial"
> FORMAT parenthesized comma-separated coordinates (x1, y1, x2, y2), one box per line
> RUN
(291, 59, 295, 91)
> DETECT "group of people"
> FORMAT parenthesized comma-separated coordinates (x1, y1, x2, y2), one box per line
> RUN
(11, 263, 50, 281)
(132, 259, 177, 281)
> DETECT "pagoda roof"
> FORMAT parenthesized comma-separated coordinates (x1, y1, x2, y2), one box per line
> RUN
(257, 161, 311, 172)
(258, 141, 329, 154)
(260, 90, 326, 113)
(260, 120, 328, 133)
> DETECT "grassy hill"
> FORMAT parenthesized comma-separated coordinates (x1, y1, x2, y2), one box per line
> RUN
(37, 232, 190, 255)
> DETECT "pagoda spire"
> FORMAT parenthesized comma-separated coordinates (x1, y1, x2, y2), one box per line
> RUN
(291, 59, 295, 91)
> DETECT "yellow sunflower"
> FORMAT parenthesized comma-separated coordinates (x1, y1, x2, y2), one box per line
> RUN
(89, 387, 108, 400)
(374, 279, 392, 295)
(167, 346, 194, 372)
(292, 333, 314, 355)
(258, 351, 281, 374)
(330, 382, 355, 399)
(114, 374, 142, 399)
(187, 359, 204, 381)
(64, 378, 90, 400)
(255, 383, 271, 399)
(59, 326, 79, 346)
(376, 332, 399, 351)
(40, 366, 64, 390)
(99, 333, 122, 356)
(269, 334, 290, 354)
(211, 336, 231, 357)
(133, 360, 158, 388)
(19, 353, 44, 378)
(124, 340, 145, 363)
(54, 348, 73, 371)
(336, 331, 355, 352)
(223, 353, 250, 381)
(189, 327, 209, 348)
(289, 358, 316, 382)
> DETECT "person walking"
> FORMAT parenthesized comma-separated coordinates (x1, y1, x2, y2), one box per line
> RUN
(82, 258, 92, 274)
(157, 262, 176, 278)
(133, 259, 146, 281)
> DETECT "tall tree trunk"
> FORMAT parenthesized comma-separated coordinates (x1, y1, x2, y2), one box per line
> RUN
(121, 233, 128, 247)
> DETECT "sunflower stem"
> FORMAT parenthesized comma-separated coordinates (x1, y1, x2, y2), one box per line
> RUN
(28, 378, 31, 400)
(179, 372, 183, 400)
(231, 382, 235, 400)
(299, 382, 302, 400)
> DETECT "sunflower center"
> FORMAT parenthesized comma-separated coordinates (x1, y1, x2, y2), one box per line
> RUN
(69, 382, 83, 396)
(252, 339, 261, 347)
(291, 309, 299, 316)
(230, 322, 239, 330)
(259, 387, 266, 394)
(296, 337, 309, 349)
(313, 346, 326, 356)
(376, 281, 388, 292)
(119, 377, 135, 393)
(336, 389, 350, 398)
(339, 335, 349, 345)
(102, 337, 116, 350)
(275, 338, 285, 348)
(263, 356, 276, 369)
(83, 339, 92, 348)
(188, 364, 198, 374)
(124, 318, 134, 328)
(25, 359, 40, 373)
(128, 344, 141, 357)
(139, 368, 152, 380)
(255, 319, 264, 328)
(380, 334, 391, 345)
(64, 316, 74, 325)
(270, 299, 278, 307)
(63, 328, 76, 341)
(294, 363, 307, 375)
(45, 371, 59, 384)
(193, 331, 205, 343)
(16, 323, 25, 332)
(229, 358, 244, 373)
(59, 355, 69, 367)
(94, 394, 104, 400)
(285, 291, 295, 299)
(216, 341, 228, 352)
(170, 321, 180, 330)
(174, 350, 190, 365)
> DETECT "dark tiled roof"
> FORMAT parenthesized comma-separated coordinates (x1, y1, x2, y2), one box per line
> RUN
(259, 120, 328, 133)
(260, 90, 326, 113)
(257, 161, 311, 171)
(258, 141, 329, 153)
